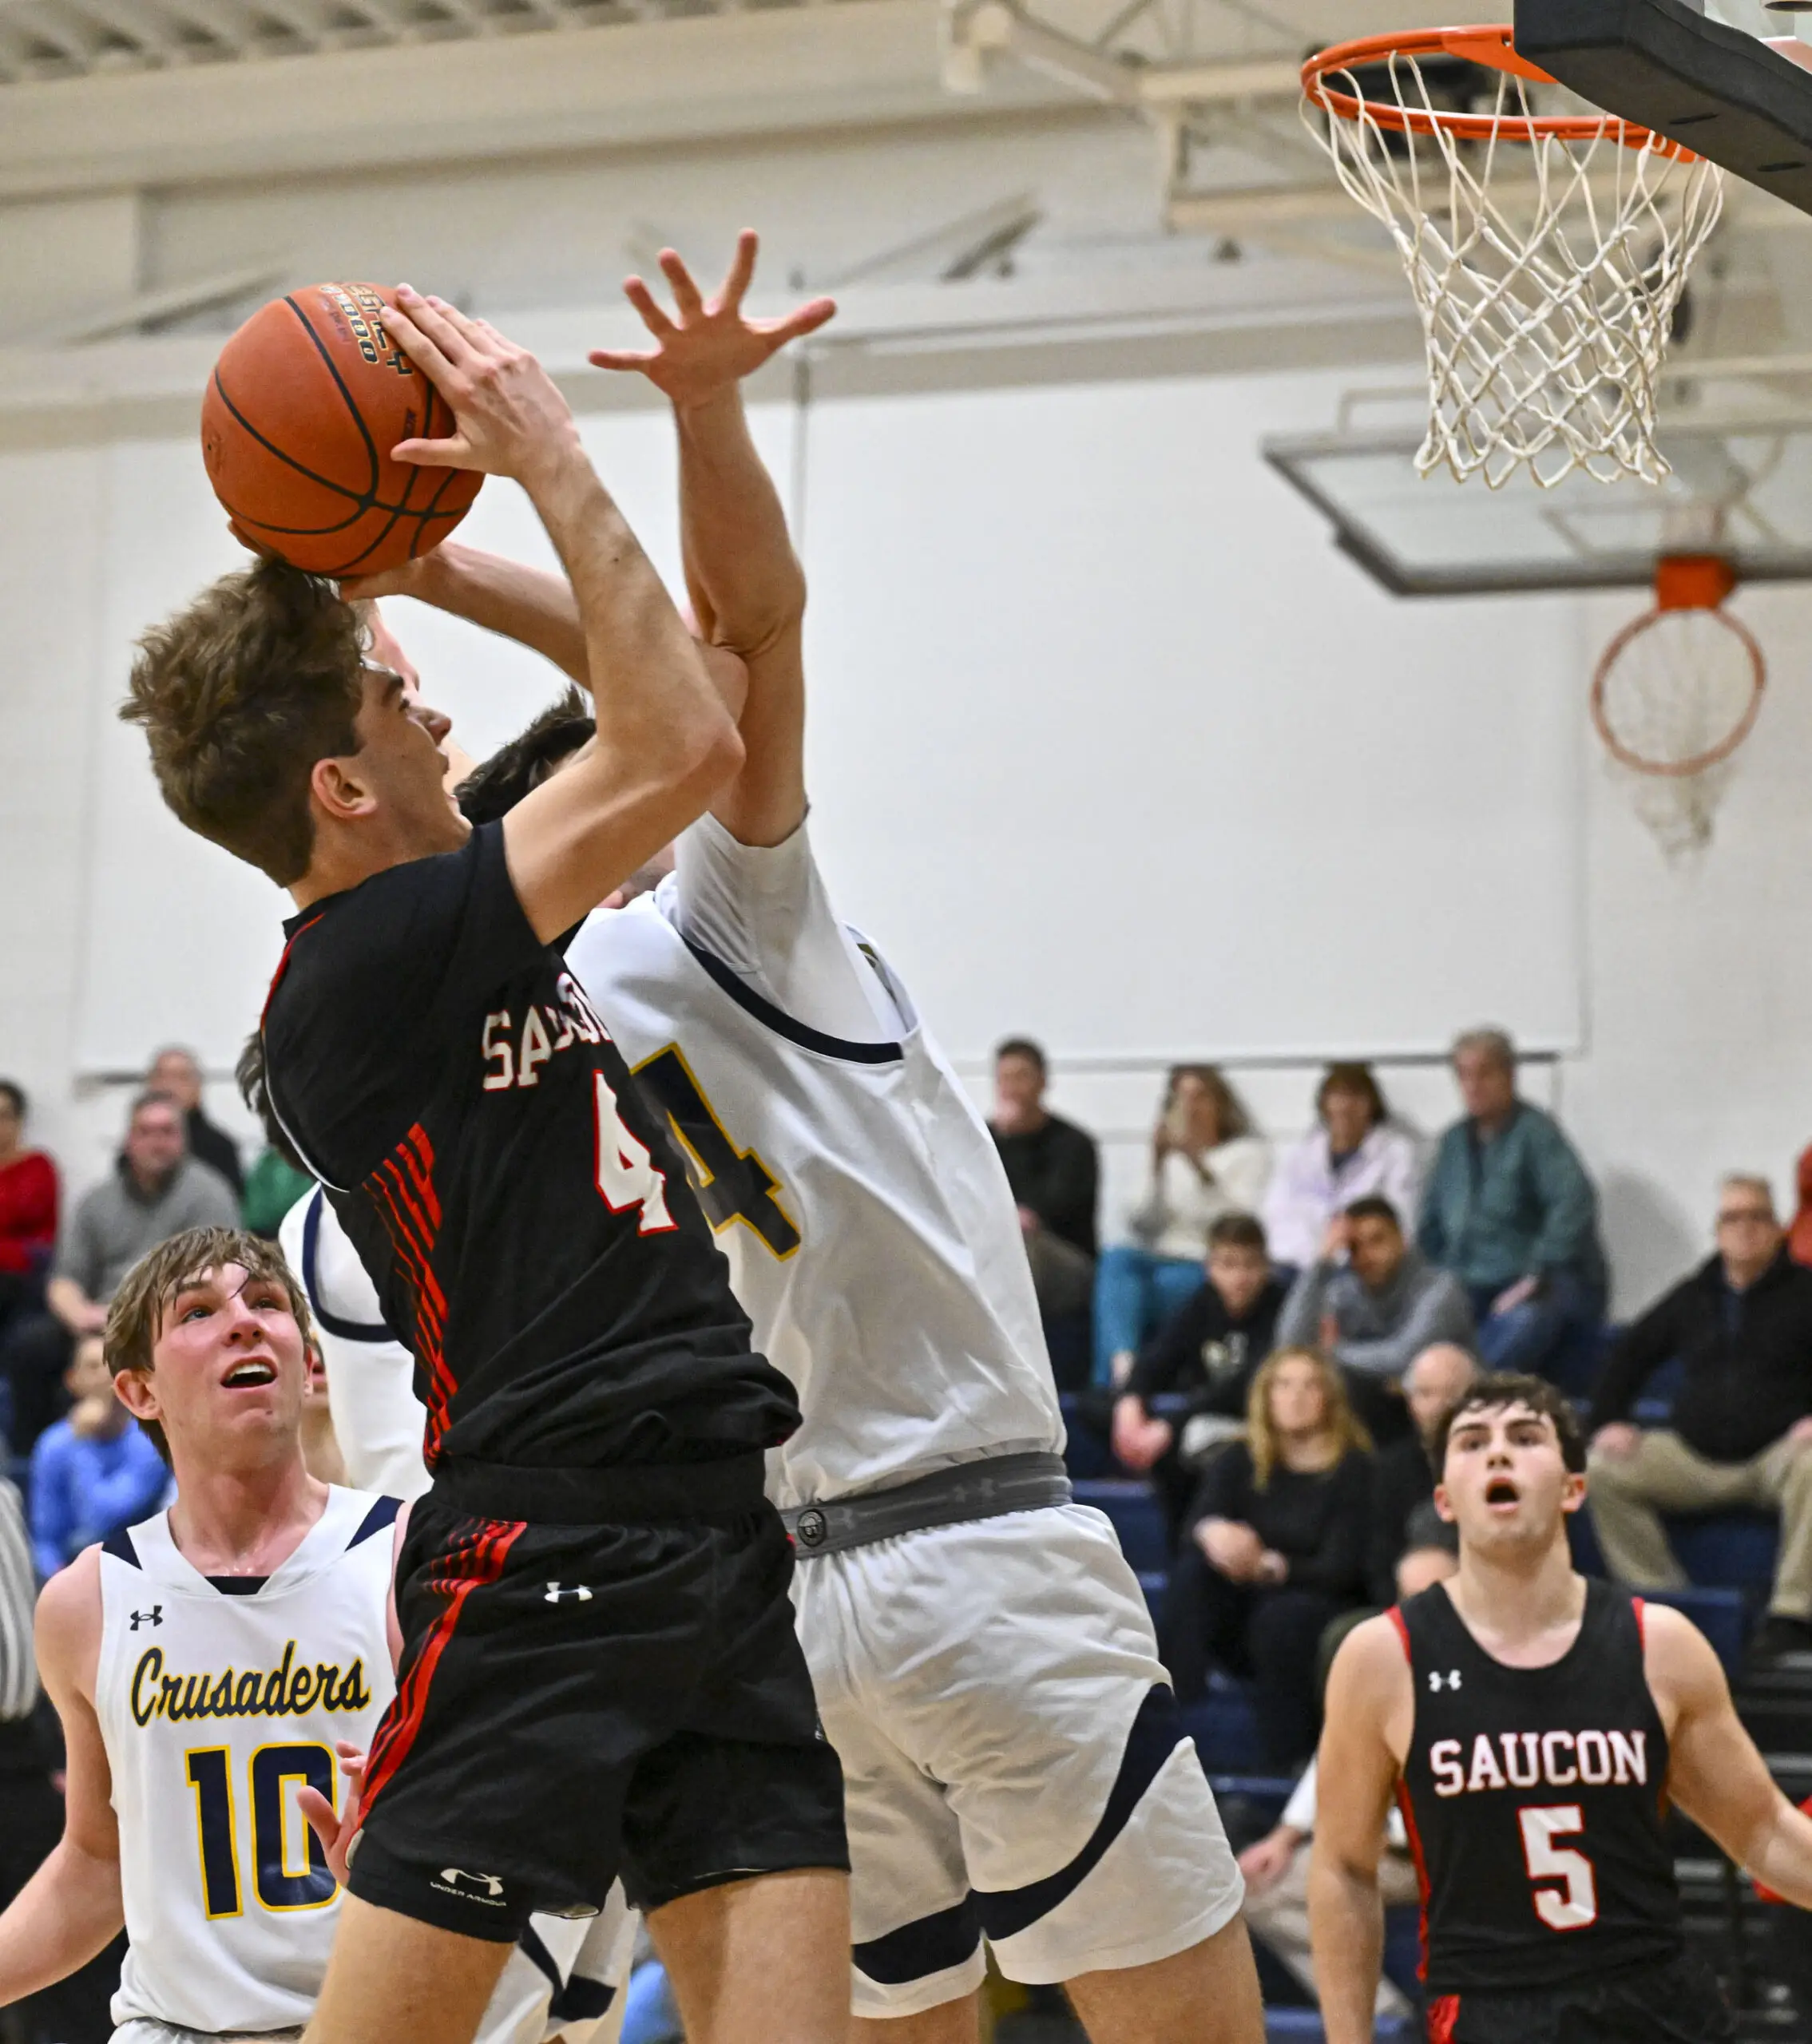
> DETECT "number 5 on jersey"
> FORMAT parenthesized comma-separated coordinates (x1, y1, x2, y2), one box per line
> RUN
(593, 1072, 675, 1235)
(1519, 1804, 1598, 1931)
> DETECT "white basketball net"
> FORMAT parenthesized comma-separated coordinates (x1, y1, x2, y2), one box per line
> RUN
(1593, 606, 1764, 860)
(1304, 52, 1725, 489)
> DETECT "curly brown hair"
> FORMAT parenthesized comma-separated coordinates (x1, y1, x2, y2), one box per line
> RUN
(121, 559, 366, 885)
(105, 1225, 313, 1466)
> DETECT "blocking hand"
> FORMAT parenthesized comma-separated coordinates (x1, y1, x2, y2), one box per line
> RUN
(588, 231, 835, 409)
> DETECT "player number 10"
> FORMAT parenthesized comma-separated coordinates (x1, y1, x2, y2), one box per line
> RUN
(1517, 1803, 1598, 1931)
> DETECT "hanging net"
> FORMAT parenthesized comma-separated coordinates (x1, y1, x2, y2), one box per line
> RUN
(1302, 28, 1725, 489)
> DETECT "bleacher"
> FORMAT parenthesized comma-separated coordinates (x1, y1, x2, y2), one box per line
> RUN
(1060, 1385, 1812, 2042)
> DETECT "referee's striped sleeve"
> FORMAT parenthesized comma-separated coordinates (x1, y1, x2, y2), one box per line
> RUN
(0, 1479, 39, 1722)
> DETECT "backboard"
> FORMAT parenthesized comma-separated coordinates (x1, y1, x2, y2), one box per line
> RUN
(1263, 388, 1812, 595)
(1515, 0, 1812, 219)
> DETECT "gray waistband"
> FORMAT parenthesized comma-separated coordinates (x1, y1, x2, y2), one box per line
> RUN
(780, 1450, 1072, 1559)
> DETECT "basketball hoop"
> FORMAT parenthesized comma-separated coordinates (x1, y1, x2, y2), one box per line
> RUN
(1592, 555, 1765, 858)
(1302, 28, 1725, 489)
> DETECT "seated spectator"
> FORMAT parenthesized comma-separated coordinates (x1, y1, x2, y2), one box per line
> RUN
(1159, 1346, 1372, 1765)
(1417, 1027, 1606, 1379)
(27, 1334, 169, 1579)
(1278, 1196, 1474, 1446)
(988, 1037, 1099, 1367)
(1262, 1062, 1421, 1277)
(1588, 1174, 1812, 1658)
(0, 1082, 57, 1428)
(149, 1044, 244, 1198)
(1790, 1141, 1812, 1270)
(1096, 1064, 1271, 1385)
(1113, 1213, 1287, 1540)
(1240, 1541, 1458, 2022)
(1367, 1341, 1475, 1604)
(2, 1091, 238, 1453)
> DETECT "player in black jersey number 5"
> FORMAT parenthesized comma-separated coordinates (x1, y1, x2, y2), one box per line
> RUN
(1310, 1373, 1812, 2044)
(122, 287, 849, 2044)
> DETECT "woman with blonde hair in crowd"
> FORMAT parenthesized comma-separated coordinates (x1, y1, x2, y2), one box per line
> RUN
(1261, 1061, 1420, 1276)
(1159, 1346, 1372, 1766)
(1094, 1064, 1271, 1385)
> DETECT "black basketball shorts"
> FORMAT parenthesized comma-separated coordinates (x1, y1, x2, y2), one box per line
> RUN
(345, 1456, 848, 1942)
(1430, 1949, 1733, 2044)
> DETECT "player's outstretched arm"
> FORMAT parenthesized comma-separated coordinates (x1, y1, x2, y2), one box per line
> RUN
(382, 288, 744, 940)
(0, 1552, 123, 2006)
(592, 231, 837, 848)
(1649, 1602, 1812, 1906)
(1308, 1614, 1412, 2044)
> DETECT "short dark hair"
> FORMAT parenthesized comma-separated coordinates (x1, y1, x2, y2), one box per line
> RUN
(121, 559, 366, 886)
(994, 1038, 1046, 1075)
(1431, 1373, 1586, 1476)
(237, 1031, 307, 1175)
(1317, 1061, 1387, 1127)
(0, 1079, 23, 1119)
(456, 687, 595, 828)
(105, 1225, 311, 1468)
(1343, 1194, 1401, 1231)
(1207, 1212, 1267, 1254)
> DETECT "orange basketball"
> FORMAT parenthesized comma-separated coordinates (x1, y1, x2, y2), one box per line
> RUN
(200, 283, 484, 576)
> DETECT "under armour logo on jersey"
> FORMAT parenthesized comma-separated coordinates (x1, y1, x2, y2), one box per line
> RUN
(544, 1583, 593, 1603)
(1429, 1669, 1462, 1693)
(438, 1868, 506, 1897)
(130, 1606, 163, 1630)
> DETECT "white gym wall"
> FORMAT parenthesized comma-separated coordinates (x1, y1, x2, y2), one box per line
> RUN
(5, 0, 1812, 1317)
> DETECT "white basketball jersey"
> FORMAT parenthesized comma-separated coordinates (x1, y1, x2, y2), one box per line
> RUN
(562, 892, 1064, 1508)
(96, 1487, 397, 2035)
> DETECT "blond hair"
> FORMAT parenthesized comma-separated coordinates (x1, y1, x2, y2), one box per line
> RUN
(1245, 1345, 1371, 1489)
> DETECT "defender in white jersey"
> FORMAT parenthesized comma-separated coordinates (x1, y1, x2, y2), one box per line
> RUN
(0, 1225, 629, 2044)
(339, 235, 1258, 2042)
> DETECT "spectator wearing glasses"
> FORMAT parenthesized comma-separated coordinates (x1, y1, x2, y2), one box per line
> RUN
(1588, 1174, 1812, 1659)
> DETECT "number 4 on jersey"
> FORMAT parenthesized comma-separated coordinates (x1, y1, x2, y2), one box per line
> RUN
(632, 1046, 801, 1258)
(593, 1073, 676, 1235)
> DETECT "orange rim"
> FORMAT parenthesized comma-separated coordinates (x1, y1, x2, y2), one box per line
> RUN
(1302, 25, 1695, 156)
(1591, 576, 1765, 779)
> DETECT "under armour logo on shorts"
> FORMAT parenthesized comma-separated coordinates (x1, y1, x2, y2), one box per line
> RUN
(795, 1507, 828, 1550)
(130, 1606, 164, 1630)
(545, 1583, 593, 1602)
(1429, 1670, 1462, 1693)
(438, 1868, 506, 1898)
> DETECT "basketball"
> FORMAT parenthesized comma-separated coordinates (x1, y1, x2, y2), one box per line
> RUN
(200, 282, 483, 576)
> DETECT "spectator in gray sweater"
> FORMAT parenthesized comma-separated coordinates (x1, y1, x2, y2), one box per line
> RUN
(0, 1092, 237, 1451)
(1277, 1195, 1473, 1444)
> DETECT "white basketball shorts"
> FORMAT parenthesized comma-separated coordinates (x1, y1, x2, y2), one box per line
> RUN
(793, 1499, 1245, 2019)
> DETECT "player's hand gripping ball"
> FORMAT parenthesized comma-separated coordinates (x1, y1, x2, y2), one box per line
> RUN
(200, 283, 484, 576)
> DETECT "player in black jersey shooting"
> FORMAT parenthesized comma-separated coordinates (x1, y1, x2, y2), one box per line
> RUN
(1310, 1373, 1812, 2044)
(123, 291, 849, 2044)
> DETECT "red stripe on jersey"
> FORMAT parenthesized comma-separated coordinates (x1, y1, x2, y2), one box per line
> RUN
(1429, 1993, 1461, 2043)
(1632, 1596, 1647, 1648)
(1388, 1605, 1412, 1662)
(364, 1171, 456, 1454)
(1386, 1608, 1432, 1984)
(361, 1517, 522, 1816)
(260, 913, 325, 1027)
(402, 1124, 442, 1230)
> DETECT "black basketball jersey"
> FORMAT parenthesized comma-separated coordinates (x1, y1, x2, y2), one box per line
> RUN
(1394, 1577, 1680, 1995)
(262, 822, 800, 1473)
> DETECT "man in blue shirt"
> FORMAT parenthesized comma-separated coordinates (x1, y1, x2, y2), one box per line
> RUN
(26, 1333, 168, 1579)
(1417, 1028, 1608, 1380)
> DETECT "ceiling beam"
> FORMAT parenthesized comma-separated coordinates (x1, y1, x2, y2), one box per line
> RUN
(0, 0, 1073, 199)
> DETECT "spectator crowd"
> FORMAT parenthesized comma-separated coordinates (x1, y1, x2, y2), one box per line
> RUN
(5, 1020, 1812, 2038)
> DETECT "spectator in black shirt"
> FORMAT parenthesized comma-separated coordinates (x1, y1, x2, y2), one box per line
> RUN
(1160, 1346, 1372, 1765)
(1588, 1174, 1812, 1658)
(1366, 1341, 1474, 1605)
(1113, 1213, 1285, 1538)
(148, 1046, 244, 1199)
(989, 1037, 1100, 1342)
(989, 1038, 1098, 1257)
